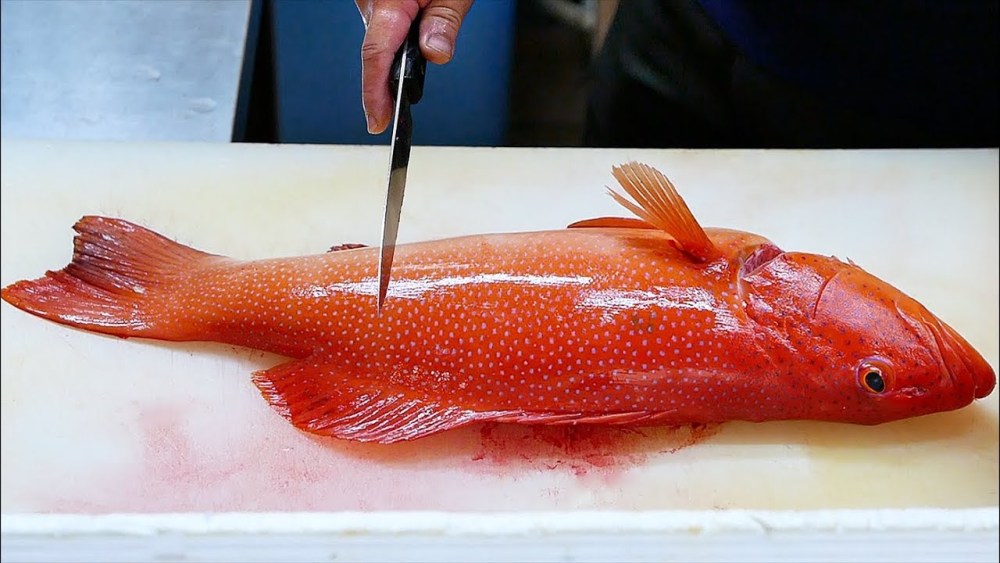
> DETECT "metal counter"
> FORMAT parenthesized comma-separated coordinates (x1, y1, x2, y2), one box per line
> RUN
(0, 0, 252, 142)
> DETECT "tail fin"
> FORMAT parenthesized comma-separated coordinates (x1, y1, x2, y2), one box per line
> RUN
(1, 216, 220, 339)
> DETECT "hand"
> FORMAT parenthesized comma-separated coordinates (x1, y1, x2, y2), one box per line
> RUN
(355, 0, 474, 134)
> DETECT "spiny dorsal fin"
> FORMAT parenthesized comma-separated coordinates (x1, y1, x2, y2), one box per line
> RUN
(328, 243, 368, 252)
(567, 217, 657, 229)
(608, 162, 718, 262)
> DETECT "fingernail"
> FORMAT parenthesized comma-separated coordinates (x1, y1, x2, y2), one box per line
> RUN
(426, 33, 453, 58)
(366, 112, 378, 134)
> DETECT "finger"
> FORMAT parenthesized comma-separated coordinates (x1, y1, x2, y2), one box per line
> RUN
(418, 0, 474, 65)
(354, 0, 373, 25)
(360, 2, 420, 133)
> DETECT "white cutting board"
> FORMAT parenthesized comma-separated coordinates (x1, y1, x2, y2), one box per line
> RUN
(1, 140, 997, 514)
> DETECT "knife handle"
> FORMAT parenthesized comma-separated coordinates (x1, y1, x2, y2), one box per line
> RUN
(389, 19, 427, 105)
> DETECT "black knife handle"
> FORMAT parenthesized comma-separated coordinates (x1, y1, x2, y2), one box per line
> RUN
(389, 19, 427, 105)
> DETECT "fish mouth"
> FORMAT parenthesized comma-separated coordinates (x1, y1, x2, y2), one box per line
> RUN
(928, 319, 996, 400)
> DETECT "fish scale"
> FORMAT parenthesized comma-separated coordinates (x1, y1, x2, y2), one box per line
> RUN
(191, 228, 756, 415)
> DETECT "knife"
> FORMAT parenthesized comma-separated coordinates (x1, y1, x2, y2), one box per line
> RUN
(377, 18, 426, 313)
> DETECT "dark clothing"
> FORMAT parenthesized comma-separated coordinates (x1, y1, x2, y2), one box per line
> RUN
(586, 0, 998, 148)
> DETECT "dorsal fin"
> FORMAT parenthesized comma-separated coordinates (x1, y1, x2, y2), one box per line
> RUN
(608, 162, 718, 262)
(567, 217, 657, 229)
(328, 243, 368, 252)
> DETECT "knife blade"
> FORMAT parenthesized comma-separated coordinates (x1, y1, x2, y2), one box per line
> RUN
(378, 19, 426, 313)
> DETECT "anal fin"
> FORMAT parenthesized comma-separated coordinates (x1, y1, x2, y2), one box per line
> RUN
(251, 359, 486, 443)
(496, 410, 676, 425)
(251, 359, 682, 442)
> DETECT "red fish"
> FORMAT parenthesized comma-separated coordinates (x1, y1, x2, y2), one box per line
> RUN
(2, 162, 994, 443)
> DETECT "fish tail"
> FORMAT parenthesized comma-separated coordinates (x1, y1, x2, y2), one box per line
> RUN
(1, 216, 221, 340)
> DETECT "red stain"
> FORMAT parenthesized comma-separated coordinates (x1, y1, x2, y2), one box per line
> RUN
(466, 422, 722, 480)
(130, 405, 335, 512)
(139, 405, 249, 489)
(31, 410, 722, 513)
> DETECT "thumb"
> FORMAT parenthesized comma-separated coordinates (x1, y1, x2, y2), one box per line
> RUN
(419, 0, 473, 64)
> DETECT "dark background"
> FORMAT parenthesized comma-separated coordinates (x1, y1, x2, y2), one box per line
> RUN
(240, 0, 605, 147)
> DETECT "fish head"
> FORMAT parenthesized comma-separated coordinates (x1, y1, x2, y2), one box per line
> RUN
(740, 248, 996, 424)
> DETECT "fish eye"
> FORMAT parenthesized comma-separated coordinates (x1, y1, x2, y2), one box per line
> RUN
(863, 370, 885, 393)
(858, 359, 893, 394)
